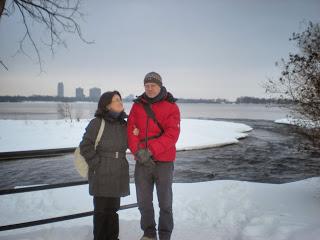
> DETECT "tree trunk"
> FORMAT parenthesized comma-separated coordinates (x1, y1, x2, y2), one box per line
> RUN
(0, 0, 6, 19)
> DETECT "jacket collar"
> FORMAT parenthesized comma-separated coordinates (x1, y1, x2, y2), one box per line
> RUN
(134, 87, 177, 104)
(102, 110, 128, 124)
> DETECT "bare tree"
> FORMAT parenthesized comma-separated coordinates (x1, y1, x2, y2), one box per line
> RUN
(0, 0, 5, 16)
(57, 102, 73, 122)
(0, 0, 93, 72)
(57, 102, 65, 119)
(75, 108, 82, 122)
(264, 21, 320, 147)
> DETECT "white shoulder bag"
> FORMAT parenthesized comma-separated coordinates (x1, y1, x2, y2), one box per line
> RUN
(74, 118, 105, 178)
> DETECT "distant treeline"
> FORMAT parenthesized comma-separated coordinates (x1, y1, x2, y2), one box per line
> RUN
(0, 95, 97, 102)
(235, 96, 294, 104)
(0, 95, 293, 104)
(176, 98, 231, 103)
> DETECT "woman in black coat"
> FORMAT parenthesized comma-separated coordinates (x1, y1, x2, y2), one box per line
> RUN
(79, 91, 131, 240)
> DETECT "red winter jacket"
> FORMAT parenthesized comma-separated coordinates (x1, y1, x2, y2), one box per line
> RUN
(127, 93, 181, 162)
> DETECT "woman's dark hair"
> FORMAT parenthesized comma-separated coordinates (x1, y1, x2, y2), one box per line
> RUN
(95, 90, 122, 118)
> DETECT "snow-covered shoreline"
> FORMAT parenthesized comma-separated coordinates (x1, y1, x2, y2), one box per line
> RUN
(0, 119, 252, 152)
(1, 177, 320, 240)
(275, 118, 319, 129)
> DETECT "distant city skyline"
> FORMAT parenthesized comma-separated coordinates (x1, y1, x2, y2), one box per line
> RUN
(1, 0, 320, 101)
(56, 82, 102, 100)
(0, 80, 292, 103)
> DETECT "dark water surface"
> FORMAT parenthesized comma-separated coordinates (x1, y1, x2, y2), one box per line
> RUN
(0, 118, 319, 190)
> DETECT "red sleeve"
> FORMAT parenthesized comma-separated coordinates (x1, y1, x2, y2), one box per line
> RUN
(148, 103, 181, 156)
(127, 103, 141, 156)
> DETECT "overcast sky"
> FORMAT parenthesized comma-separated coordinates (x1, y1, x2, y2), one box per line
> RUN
(1, 0, 319, 100)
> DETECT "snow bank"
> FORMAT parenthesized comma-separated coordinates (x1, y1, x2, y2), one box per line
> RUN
(275, 118, 319, 129)
(0, 119, 252, 152)
(1, 178, 320, 240)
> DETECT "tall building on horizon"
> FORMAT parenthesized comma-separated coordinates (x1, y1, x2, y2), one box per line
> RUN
(89, 87, 101, 101)
(75, 87, 85, 99)
(57, 82, 64, 98)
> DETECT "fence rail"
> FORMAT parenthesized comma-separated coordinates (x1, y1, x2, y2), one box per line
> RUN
(0, 151, 138, 232)
(0, 180, 88, 195)
(0, 203, 138, 232)
(0, 147, 76, 161)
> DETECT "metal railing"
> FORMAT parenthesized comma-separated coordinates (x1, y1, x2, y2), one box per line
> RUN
(0, 147, 76, 161)
(0, 180, 88, 195)
(0, 150, 138, 232)
(0, 203, 138, 231)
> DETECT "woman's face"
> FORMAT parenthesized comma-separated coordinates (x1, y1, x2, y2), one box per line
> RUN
(107, 94, 124, 113)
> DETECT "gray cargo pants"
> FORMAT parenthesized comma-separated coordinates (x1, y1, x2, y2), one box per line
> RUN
(134, 161, 174, 240)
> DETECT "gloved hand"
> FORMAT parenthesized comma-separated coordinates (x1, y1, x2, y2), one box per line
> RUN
(135, 149, 155, 167)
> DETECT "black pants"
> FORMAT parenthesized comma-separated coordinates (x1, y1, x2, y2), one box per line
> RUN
(134, 162, 174, 240)
(93, 196, 120, 240)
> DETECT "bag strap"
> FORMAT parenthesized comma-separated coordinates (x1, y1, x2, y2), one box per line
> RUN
(94, 118, 105, 149)
(141, 103, 164, 134)
(138, 103, 165, 150)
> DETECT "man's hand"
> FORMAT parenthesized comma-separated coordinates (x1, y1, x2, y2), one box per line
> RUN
(133, 126, 140, 136)
(135, 149, 155, 167)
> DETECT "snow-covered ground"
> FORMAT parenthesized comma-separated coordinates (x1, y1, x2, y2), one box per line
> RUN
(1, 178, 320, 240)
(0, 119, 252, 152)
(275, 118, 319, 129)
(1, 119, 319, 239)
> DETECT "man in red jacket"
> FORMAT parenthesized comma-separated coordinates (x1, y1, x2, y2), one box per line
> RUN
(128, 72, 181, 240)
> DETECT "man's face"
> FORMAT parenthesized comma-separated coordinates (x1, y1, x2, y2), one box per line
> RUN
(144, 83, 161, 98)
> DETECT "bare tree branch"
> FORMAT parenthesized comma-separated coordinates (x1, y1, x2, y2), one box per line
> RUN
(265, 21, 320, 147)
(15, 0, 44, 71)
(1, 0, 94, 72)
(0, 0, 5, 17)
(0, 60, 9, 70)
